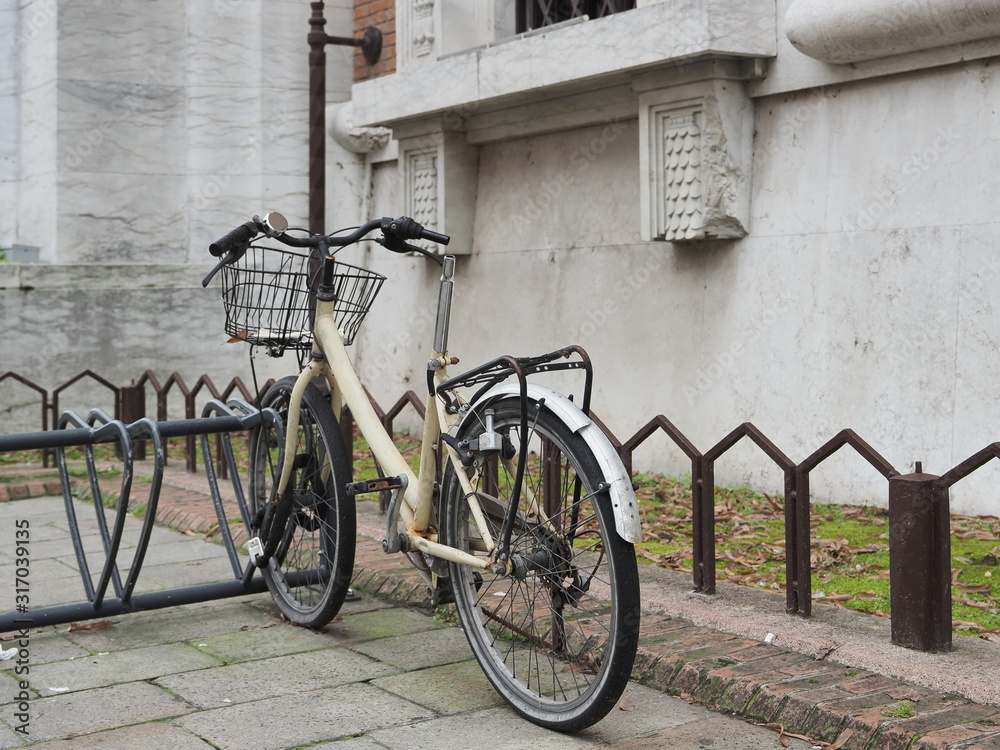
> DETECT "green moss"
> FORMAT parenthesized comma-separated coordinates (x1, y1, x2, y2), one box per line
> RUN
(881, 700, 916, 718)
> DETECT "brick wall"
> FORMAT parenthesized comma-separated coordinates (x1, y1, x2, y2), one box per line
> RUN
(354, 0, 395, 81)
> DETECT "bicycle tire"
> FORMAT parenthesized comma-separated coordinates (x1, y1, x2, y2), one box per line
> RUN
(441, 396, 640, 731)
(248, 376, 355, 628)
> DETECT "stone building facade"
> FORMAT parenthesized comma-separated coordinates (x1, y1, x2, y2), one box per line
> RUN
(337, 0, 1000, 514)
(3, 0, 1000, 513)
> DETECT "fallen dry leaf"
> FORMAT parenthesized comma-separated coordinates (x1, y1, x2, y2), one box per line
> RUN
(885, 687, 922, 702)
(764, 722, 790, 748)
(954, 620, 982, 631)
(959, 583, 993, 594)
(828, 728, 854, 750)
(68, 620, 113, 634)
(813, 641, 842, 661)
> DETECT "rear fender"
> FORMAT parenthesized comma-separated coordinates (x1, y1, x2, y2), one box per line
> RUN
(455, 383, 641, 544)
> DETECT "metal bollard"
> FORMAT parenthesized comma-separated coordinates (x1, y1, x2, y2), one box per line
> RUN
(888, 464, 951, 652)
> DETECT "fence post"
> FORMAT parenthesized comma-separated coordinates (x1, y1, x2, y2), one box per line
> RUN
(120, 383, 146, 461)
(888, 466, 951, 652)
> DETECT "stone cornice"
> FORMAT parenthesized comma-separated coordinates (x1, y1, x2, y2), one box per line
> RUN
(352, 1, 775, 130)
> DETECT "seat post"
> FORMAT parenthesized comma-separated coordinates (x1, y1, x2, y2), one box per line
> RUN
(432, 255, 456, 355)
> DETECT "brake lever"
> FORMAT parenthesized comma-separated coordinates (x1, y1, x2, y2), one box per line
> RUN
(201, 243, 249, 287)
(379, 235, 444, 267)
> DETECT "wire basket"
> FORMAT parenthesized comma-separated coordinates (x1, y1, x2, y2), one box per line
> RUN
(219, 245, 386, 351)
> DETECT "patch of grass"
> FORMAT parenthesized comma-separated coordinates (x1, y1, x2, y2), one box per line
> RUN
(881, 700, 916, 718)
(632, 472, 1000, 639)
(352, 429, 422, 482)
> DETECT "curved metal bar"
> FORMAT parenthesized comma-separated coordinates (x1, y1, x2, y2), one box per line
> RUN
(55, 410, 98, 603)
(120, 418, 164, 602)
(85, 409, 132, 608)
(198, 399, 282, 578)
(698, 423, 795, 596)
(200, 399, 248, 578)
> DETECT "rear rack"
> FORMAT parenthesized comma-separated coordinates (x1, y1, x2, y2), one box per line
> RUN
(435, 345, 594, 415)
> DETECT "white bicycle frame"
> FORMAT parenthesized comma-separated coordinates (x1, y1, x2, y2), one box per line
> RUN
(272, 253, 641, 581)
(274, 255, 495, 576)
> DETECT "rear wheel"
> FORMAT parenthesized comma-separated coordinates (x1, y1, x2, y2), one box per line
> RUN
(441, 397, 640, 731)
(248, 376, 355, 628)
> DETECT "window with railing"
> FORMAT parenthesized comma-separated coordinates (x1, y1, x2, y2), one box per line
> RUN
(516, 0, 636, 33)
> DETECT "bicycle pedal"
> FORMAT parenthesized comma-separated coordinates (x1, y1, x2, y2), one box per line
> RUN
(346, 474, 406, 496)
(380, 475, 409, 554)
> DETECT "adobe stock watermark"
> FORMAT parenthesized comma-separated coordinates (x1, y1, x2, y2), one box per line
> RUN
(178, 108, 294, 213)
(683, 288, 797, 404)
(510, 117, 630, 229)
(842, 126, 962, 233)
(753, 88, 831, 172)
(19, 0, 55, 41)
(566, 245, 669, 345)
(961, 252, 1000, 301)
(60, 63, 172, 171)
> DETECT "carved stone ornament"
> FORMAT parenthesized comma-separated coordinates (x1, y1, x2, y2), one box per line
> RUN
(411, 0, 435, 59)
(397, 124, 479, 255)
(640, 78, 752, 242)
(407, 148, 439, 230)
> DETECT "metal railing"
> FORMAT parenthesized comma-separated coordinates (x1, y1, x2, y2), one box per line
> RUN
(516, 0, 636, 32)
(2, 368, 991, 651)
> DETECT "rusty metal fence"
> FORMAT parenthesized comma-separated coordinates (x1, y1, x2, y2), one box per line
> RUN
(3, 368, 993, 652)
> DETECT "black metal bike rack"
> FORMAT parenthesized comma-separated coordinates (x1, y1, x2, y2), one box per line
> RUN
(0, 399, 282, 633)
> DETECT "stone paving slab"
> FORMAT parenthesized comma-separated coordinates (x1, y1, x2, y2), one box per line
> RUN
(13, 722, 216, 749)
(371, 657, 509, 715)
(350, 622, 474, 670)
(57, 607, 275, 654)
(174, 682, 435, 750)
(321, 607, 444, 645)
(0, 725, 22, 750)
(25, 680, 194, 742)
(367, 705, 595, 750)
(26, 642, 222, 693)
(157, 647, 399, 709)
(188, 619, 335, 663)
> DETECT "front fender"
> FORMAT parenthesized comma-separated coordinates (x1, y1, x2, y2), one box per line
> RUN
(456, 383, 642, 544)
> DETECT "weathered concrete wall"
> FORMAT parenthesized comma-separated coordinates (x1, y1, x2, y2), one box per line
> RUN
(0, 263, 288, 432)
(347, 1, 1000, 514)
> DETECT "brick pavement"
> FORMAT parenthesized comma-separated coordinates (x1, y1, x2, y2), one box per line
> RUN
(4, 468, 1000, 750)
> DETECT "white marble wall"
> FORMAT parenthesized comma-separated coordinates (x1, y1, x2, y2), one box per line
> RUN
(2, 0, 341, 263)
(1, 1, 342, 429)
(0, 0, 19, 251)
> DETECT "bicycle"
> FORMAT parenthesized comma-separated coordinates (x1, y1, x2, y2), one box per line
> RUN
(201, 211, 643, 731)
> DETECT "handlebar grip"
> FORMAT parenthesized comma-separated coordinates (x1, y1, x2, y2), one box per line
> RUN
(209, 220, 258, 257)
(420, 227, 450, 246)
(382, 216, 450, 246)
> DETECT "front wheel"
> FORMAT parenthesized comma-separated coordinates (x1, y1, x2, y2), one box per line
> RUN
(248, 376, 355, 628)
(441, 397, 640, 731)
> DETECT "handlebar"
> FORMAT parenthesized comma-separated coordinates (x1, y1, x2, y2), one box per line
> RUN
(208, 220, 258, 257)
(202, 213, 450, 287)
